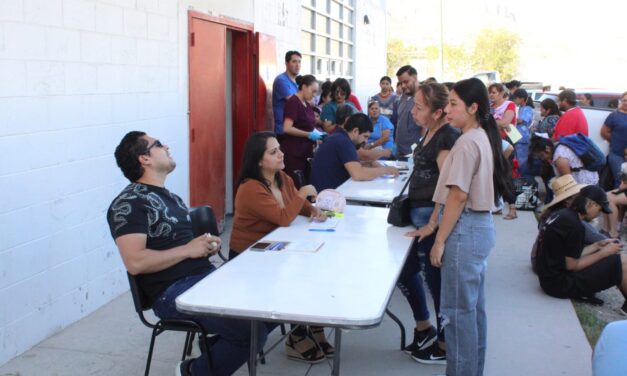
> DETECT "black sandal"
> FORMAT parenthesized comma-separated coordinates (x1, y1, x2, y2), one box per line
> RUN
(285, 334, 325, 364)
(309, 326, 335, 358)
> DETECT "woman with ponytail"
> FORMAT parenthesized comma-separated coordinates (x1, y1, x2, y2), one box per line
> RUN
(430, 78, 511, 376)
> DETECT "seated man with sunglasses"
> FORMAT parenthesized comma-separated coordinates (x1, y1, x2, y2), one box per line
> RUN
(107, 131, 272, 376)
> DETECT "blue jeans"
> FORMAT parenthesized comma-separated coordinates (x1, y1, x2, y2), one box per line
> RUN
(608, 151, 624, 188)
(440, 209, 495, 376)
(152, 268, 274, 376)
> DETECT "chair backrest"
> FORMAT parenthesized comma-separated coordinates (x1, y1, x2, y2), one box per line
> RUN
(127, 272, 151, 312)
(189, 205, 220, 237)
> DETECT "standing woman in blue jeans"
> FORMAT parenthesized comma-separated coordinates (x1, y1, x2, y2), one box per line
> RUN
(600, 91, 627, 187)
(430, 78, 511, 376)
(400, 83, 459, 364)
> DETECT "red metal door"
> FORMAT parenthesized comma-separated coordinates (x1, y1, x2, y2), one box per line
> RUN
(188, 17, 226, 226)
(255, 32, 277, 132)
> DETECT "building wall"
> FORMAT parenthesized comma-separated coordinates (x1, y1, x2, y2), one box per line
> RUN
(0, 0, 386, 366)
(0, 0, 188, 365)
(353, 0, 387, 105)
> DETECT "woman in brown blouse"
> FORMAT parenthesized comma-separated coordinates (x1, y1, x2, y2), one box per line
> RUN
(229, 131, 331, 364)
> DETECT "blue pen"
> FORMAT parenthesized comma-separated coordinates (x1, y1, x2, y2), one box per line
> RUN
(308, 229, 335, 232)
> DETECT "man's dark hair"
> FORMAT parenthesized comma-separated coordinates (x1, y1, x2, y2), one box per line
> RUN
(395, 65, 417, 77)
(114, 131, 149, 182)
(335, 104, 356, 126)
(558, 90, 577, 106)
(285, 50, 302, 63)
(506, 80, 521, 89)
(331, 78, 351, 100)
(569, 194, 590, 215)
(344, 113, 373, 134)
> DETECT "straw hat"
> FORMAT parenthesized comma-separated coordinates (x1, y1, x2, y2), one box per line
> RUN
(542, 174, 586, 211)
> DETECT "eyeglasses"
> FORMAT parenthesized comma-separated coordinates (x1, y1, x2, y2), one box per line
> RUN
(145, 140, 163, 154)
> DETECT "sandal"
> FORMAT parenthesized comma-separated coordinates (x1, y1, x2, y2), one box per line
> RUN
(285, 334, 325, 364)
(309, 326, 335, 358)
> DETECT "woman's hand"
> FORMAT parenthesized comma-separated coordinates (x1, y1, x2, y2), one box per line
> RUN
(404, 224, 435, 242)
(310, 207, 327, 222)
(430, 240, 445, 268)
(298, 184, 318, 200)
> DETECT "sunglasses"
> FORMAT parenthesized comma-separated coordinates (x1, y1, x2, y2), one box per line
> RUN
(145, 140, 163, 154)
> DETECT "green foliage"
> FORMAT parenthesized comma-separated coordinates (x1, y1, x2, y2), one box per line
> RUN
(386, 38, 419, 77)
(471, 27, 521, 81)
(393, 27, 521, 82)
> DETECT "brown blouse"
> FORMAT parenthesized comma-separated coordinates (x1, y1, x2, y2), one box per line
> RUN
(229, 171, 312, 253)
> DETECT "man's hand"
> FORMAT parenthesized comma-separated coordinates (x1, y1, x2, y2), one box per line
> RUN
(600, 241, 622, 257)
(186, 234, 221, 258)
(384, 166, 400, 177)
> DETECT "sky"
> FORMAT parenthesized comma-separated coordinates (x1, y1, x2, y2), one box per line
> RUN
(386, 0, 627, 91)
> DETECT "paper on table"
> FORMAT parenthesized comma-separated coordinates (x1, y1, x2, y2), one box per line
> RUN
(283, 241, 325, 253)
(309, 216, 340, 230)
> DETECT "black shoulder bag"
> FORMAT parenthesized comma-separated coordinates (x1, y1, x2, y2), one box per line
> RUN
(387, 169, 415, 226)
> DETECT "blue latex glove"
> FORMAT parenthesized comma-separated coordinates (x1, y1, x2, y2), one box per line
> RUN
(391, 143, 398, 157)
(308, 129, 326, 141)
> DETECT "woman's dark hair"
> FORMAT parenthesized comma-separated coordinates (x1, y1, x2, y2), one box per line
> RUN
(442, 81, 455, 91)
(318, 81, 333, 106)
(331, 78, 351, 101)
(540, 98, 561, 116)
(529, 134, 555, 154)
(451, 78, 511, 204)
(344, 113, 373, 134)
(583, 93, 595, 106)
(296, 74, 317, 91)
(236, 131, 282, 189)
(114, 131, 149, 182)
(417, 82, 449, 119)
(380, 76, 392, 84)
(513, 89, 534, 108)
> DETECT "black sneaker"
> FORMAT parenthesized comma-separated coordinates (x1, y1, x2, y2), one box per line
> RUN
(620, 301, 627, 316)
(411, 342, 446, 365)
(176, 359, 193, 376)
(404, 326, 437, 354)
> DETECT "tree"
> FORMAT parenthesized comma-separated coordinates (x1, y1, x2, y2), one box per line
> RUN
(386, 38, 420, 77)
(423, 43, 472, 81)
(471, 27, 520, 81)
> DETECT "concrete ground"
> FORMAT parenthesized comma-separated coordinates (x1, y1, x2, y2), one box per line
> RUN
(0, 211, 592, 376)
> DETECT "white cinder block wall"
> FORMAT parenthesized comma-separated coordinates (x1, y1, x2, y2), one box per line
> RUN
(0, 0, 189, 365)
(0, 0, 386, 366)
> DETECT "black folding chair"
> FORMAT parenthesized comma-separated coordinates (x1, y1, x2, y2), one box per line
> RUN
(189, 205, 227, 262)
(127, 273, 213, 376)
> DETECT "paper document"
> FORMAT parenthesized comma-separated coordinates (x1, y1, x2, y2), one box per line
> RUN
(505, 125, 522, 144)
(308, 216, 340, 230)
(284, 241, 325, 253)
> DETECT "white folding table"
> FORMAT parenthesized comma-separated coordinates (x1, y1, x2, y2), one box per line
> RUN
(176, 205, 413, 375)
(336, 172, 409, 206)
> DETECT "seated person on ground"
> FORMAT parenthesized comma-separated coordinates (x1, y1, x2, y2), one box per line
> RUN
(535, 185, 627, 313)
(530, 134, 599, 185)
(310, 113, 399, 191)
(107, 131, 271, 376)
(229, 131, 332, 364)
(602, 162, 627, 238)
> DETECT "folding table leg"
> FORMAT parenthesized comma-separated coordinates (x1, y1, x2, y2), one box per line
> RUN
(385, 309, 406, 350)
(248, 321, 258, 376)
(332, 329, 342, 376)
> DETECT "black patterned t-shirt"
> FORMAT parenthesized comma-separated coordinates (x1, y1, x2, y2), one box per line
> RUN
(107, 183, 212, 305)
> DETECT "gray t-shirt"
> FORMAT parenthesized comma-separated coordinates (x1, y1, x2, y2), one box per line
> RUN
(433, 127, 495, 211)
(395, 94, 422, 155)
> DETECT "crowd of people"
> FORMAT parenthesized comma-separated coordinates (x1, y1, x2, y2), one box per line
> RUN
(104, 49, 627, 376)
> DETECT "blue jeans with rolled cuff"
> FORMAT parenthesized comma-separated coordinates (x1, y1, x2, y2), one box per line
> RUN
(439, 208, 495, 376)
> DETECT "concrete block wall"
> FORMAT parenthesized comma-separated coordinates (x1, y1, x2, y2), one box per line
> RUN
(0, 0, 187, 365)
